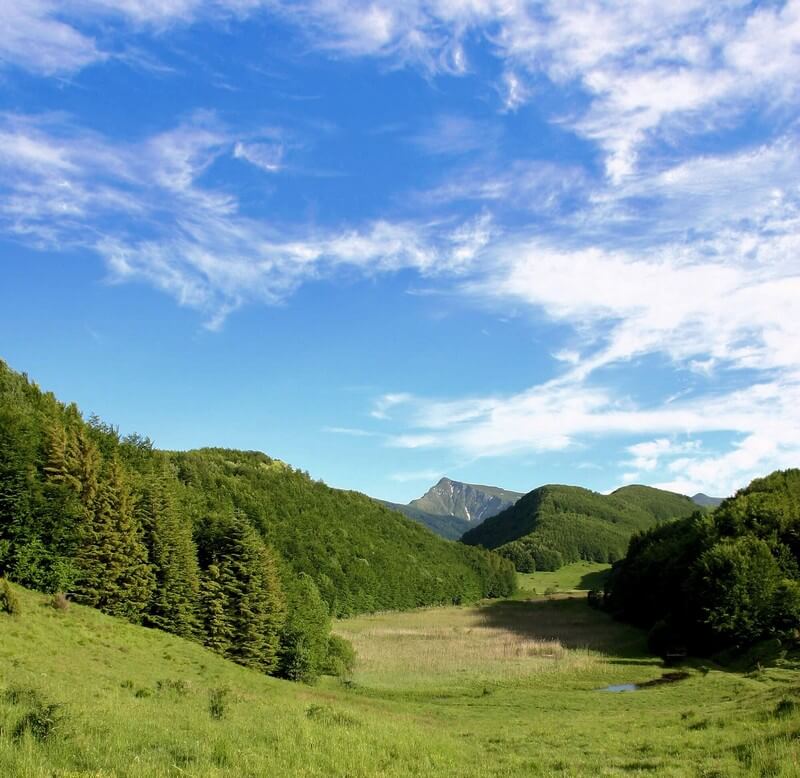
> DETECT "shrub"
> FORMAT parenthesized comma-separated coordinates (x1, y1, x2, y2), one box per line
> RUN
(8, 692, 65, 743)
(305, 704, 358, 727)
(157, 678, 189, 696)
(323, 634, 356, 678)
(2, 685, 41, 706)
(0, 578, 20, 616)
(209, 686, 229, 720)
(50, 592, 69, 612)
(774, 698, 797, 718)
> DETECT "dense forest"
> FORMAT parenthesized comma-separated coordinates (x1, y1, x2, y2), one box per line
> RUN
(376, 499, 470, 541)
(605, 469, 800, 655)
(462, 484, 698, 571)
(0, 360, 515, 682)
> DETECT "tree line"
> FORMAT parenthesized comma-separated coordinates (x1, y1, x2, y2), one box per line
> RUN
(605, 469, 800, 655)
(0, 360, 516, 682)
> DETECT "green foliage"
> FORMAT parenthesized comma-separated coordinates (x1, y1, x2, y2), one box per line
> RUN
(0, 358, 515, 684)
(607, 469, 800, 654)
(495, 540, 535, 572)
(171, 447, 516, 614)
(208, 686, 229, 720)
(12, 700, 65, 742)
(198, 516, 286, 673)
(4, 686, 65, 743)
(463, 484, 697, 572)
(278, 573, 330, 683)
(692, 536, 787, 644)
(323, 634, 356, 678)
(0, 578, 20, 615)
(137, 468, 200, 638)
(74, 457, 155, 621)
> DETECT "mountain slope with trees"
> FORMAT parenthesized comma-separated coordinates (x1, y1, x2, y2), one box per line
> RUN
(0, 359, 515, 683)
(605, 469, 800, 655)
(376, 500, 470, 541)
(461, 484, 699, 572)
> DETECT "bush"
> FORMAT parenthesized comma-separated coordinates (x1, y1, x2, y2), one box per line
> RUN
(156, 678, 189, 696)
(2, 685, 41, 706)
(50, 592, 69, 611)
(774, 698, 796, 718)
(209, 686, 229, 720)
(323, 634, 356, 678)
(12, 701, 64, 742)
(0, 578, 20, 615)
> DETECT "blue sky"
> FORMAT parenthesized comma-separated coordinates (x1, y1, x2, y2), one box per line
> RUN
(2, 2, 800, 503)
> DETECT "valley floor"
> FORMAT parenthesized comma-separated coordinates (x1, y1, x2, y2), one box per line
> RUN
(2, 570, 799, 777)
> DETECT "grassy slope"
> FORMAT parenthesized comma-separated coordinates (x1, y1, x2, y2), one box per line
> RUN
(462, 484, 699, 564)
(3, 581, 799, 777)
(516, 561, 612, 596)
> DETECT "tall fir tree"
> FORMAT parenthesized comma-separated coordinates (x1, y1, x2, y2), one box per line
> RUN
(74, 457, 154, 621)
(138, 468, 200, 638)
(199, 563, 233, 654)
(198, 516, 286, 672)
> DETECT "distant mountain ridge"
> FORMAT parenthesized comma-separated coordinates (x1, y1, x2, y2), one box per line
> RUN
(410, 477, 524, 523)
(379, 477, 524, 540)
(691, 493, 724, 508)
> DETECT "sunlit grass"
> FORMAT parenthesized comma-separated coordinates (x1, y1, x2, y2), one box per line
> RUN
(516, 560, 611, 597)
(2, 580, 799, 776)
(333, 604, 596, 688)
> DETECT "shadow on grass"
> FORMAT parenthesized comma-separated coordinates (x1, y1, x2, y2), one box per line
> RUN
(578, 568, 611, 591)
(478, 597, 650, 659)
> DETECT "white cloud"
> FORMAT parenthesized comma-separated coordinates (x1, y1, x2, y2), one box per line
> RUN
(322, 426, 377, 437)
(0, 1, 103, 75)
(370, 392, 414, 420)
(234, 141, 284, 173)
(0, 114, 491, 328)
(625, 437, 701, 472)
(268, 1, 800, 180)
(368, 373, 800, 495)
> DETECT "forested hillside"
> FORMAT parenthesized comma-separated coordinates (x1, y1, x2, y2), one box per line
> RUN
(606, 469, 800, 654)
(461, 484, 698, 572)
(376, 499, 470, 541)
(0, 360, 515, 683)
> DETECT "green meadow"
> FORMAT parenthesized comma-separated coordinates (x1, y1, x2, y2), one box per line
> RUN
(516, 560, 612, 597)
(2, 574, 799, 777)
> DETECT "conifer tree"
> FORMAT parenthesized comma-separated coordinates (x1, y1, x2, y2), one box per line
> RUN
(197, 516, 286, 672)
(221, 518, 286, 672)
(74, 458, 154, 621)
(199, 563, 233, 654)
(138, 469, 200, 638)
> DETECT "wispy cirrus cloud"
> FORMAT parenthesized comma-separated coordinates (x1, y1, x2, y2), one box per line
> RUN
(0, 113, 488, 329)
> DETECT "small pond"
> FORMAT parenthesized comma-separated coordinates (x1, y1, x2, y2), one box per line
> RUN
(597, 672, 690, 693)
